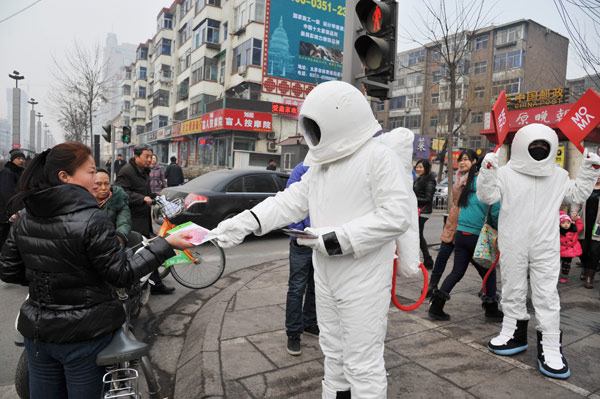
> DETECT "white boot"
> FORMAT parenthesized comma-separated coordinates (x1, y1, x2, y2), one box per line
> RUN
(488, 317, 528, 355)
(537, 330, 570, 379)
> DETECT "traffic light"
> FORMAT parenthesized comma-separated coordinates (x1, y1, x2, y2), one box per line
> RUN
(354, 0, 397, 99)
(102, 124, 112, 143)
(122, 126, 131, 144)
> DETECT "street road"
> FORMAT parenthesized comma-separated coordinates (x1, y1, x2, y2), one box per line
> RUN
(0, 215, 444, 390)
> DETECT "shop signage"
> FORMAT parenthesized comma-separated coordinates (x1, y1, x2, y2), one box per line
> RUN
(164, 125, 172, 137)
(272, 102, 299, 117)
(413, 134, 430, 159)
(202, 109, 273, 132)
(283, 98, 304, 120)
(557, 88, 600, 152)
(172, 123, 182, 137)
(507, 87, 569, 110)
(182, 117, 202, 135)
(556, 145, 565, 168)
(507, 103, 573, 129)
(157, 128, 165, 139)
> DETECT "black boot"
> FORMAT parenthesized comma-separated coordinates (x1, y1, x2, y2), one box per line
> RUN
(428, 289, 450, 321)
(488, 318, 528, 355)
(426, 274, 441, 298)
(423, 256, 434, 270)
(481, 295, 503, 322)
(537, 330, 570, 379)
(336, 391, 351, 399)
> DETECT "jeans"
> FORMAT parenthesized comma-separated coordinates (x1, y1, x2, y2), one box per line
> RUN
(24, 332, 113, 399)
(431, 241, 454, 278)
(285, 241, 317, 335)
(440, 232, 497, 297)
(419, 216, 432, 262)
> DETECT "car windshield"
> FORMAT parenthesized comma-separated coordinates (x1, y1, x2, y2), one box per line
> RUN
(439, 177, 448, 186)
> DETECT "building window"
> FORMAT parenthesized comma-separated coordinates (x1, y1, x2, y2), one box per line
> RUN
(123, 85, 131, 96)
(191, 57, 218, 83)
(494, 50, 526, 71)
(136, 86, 146, 98)
(430, 115, 438, 127)
(388, 116, 405, 129)
(389, 96, 405, 109)
(432, 70, 442, 83)
(408, 49, 425, 66)
(196, 0, 221, 14)
(174, 108, 188, 122)
(470, 136, 482, 149)
(234, 0, 265, 31)
(123, 100, 131, 111)
(406, 93, 422, 108)
(160, 39, 172, 55)
(492, 78, 521, 96)
(495, 25, 523, 46)
(474, 61, 487, 75)
(431, 92, 439, 104)
(374, 101, 385, 112)
(137, 47, 148, 60)
(179, 23, 191, 44)
(471, 111, 484, 124)
(458, 59, 470, 74)
(125, 69, 132, 80)
(408, 115, 421, 128)
(178, 79, 189, 101)
(232, 38, 262, 71)
(223, 21, 228, 41)
(474, 35, 488, 50)
(122, 117, 130, 127)
(194, 19, 220, 49)
(152, 90, 170, 107)
(406, 72, 423, 87)
(177, 50, 192, 73)
(283, 152, 293, 170)
(474, 86, 485, 99)
(158, 13, 173, 31)
(137, 66, 147, 80)
(152, 115, 169, 130)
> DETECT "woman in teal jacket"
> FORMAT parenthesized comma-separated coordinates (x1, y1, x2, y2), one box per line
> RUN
(429, 154, 503, 322)
(94, 168, 131, 247)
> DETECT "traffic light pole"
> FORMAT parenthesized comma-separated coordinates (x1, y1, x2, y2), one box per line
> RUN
(342, 0, 363, 89)
(110, 126, 116, 184)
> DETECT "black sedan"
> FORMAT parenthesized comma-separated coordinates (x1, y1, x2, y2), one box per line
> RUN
(158, 169, 289, 229)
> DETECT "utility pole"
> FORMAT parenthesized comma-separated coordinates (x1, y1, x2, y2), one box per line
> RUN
(8, 71, 25, 150)
(43, 123, 50, 149)
(36, 112, 43, 152)
(28, 98, 38, 151)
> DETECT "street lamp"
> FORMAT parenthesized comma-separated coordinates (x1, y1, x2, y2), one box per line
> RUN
(43, 123, 50, 150)
(28, 98, 38, 151)
(9, 70, 25, 149)
(36, 112, 43, 152)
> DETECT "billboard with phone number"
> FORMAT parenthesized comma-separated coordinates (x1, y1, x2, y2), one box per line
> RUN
(262, 0, 346, 98)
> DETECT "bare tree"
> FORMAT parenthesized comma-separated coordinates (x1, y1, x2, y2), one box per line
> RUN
(554, 0, 600, 86)
(50, 41, 112, 146)
(400, 0, 492, 206)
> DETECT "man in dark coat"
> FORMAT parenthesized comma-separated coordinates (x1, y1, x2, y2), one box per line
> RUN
(113, 154, 126, 176)
(0, 150, 25, 249)
(115, 144, 175, 295)
(165, 156, 184, 187)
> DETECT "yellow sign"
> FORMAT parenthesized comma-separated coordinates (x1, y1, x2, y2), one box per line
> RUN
(507, 87, 569, 110)
(182, 117, 202, 135)
(556, 145, 565, 168)
(432, 139, 445, 151)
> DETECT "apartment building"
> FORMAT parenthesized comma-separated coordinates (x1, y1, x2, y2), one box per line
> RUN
(567, 74, 600, 99)
(373, 19, 569, 154)
(110, 0, 322, 175)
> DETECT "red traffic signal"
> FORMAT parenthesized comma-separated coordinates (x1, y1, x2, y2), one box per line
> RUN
(356, 0, 395, 36)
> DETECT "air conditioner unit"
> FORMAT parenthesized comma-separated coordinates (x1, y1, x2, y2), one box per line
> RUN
(219, 76, 224, 85)
(267, 141, 277, 151)
(267, 131, 276, 140)
(238, 65, 247, 76)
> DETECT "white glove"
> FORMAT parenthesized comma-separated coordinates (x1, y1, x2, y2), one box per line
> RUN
(582, 149, 600, 170)
(210, 210, 259, 248)
(482, 152, 498, 169)
(297, 227, 352, 256)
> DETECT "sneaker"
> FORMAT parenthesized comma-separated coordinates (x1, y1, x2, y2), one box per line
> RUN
(287, 334, 302, 356)
(559, 278, 567, 284)
(303, 325, 320, 337)
(150, 284, 176, 295)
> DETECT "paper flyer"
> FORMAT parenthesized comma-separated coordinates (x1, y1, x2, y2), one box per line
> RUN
(167, 221, 216, 246)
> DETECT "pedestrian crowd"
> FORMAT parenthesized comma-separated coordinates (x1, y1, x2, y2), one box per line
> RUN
(1, 80, 599, 398)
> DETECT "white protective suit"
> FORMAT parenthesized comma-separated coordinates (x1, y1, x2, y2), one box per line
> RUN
(212, 81, 415, 398)
(477, 124, 600, 333)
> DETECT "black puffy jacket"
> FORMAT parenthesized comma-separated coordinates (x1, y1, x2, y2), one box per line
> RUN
(413, 172, 436, 215)
(0, 161, 23, 222)
(0, 184, 175, 344)
(115, 158, 155, 219)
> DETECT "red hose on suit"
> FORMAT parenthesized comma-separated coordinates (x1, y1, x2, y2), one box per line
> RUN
(482, 252, 500, 296)
(391, 259, 429, 311)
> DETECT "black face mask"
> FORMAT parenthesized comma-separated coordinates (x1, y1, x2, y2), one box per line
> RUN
(529, 146, 550, 161)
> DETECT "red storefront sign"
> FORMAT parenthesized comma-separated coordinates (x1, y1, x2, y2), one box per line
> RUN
(271, 102, 298, 117)
(172, 123, 182, 137)
(557, 89, 600, 153)
(492, 90, 509, 149)
(202, 109, 272, 132)
(505, 103, 573, 129)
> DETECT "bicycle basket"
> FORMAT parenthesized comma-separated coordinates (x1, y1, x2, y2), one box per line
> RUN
(155, 196, 184, 220)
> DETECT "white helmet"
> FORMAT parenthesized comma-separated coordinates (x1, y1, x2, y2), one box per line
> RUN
(507, 123, 558, 177)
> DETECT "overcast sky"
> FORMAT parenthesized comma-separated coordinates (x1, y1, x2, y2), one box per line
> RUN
(0, 0, 593, 143)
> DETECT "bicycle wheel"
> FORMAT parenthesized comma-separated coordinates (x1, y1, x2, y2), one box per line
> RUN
(169, 240, 225, 289)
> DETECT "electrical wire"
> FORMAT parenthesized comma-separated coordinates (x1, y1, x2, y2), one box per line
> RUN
(0, 0, 43, 24)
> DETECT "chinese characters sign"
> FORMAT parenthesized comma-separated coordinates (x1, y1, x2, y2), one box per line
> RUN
(262, 0, 345, 98)
(557, 89, 600, 153)
(507, 87, 569, 110)
(507, 103, 573, 129)
(182, 117, 202, 135)
(413, 134, 430, 159)
(202, 109, 273, 133)
(272, 102, 299, 117)
(492, 90, 509, 149)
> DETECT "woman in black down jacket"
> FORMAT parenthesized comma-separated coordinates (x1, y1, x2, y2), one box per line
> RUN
(0, 142, 193, 399)
(413, 159, 436, 269)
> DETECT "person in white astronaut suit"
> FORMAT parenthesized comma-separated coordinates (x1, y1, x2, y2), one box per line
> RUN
(211, 81, 416, 398)
(477, 123, 600, 379)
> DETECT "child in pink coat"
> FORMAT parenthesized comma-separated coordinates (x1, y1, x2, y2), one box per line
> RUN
(559, 211, 583, 283)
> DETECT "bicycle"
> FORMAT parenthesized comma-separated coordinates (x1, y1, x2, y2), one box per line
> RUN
(151, 195, 225, 289)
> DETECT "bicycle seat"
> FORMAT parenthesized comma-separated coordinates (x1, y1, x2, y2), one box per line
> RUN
(96, 326, 149, 366)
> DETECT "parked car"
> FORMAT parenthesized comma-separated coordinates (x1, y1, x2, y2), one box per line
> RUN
(434, 177, 448, 199)
(157, 169, 289, 229)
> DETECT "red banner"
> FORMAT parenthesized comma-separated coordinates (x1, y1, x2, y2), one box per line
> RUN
(202, 109, 273, 132)
(492, 91, 509, 149)
(557, 88, 600, 153)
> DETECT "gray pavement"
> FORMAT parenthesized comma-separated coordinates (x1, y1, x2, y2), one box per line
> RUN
(169, 244, 600, 399)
